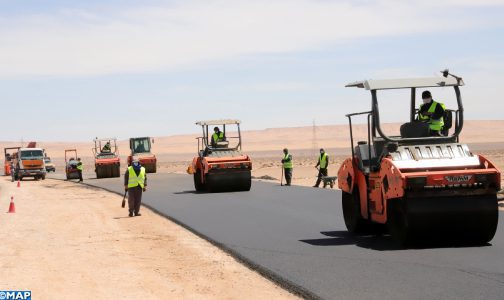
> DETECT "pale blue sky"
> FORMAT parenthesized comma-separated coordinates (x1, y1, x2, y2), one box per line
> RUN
(1, 0, 503, 141)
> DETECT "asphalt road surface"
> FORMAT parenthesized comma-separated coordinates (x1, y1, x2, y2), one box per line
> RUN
(71, 173, 504, 299)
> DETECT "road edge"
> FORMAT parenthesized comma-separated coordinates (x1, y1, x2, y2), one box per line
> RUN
(52, 178, 323, 300)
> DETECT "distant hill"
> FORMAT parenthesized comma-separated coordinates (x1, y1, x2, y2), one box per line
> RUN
(1, 120, 503, 162)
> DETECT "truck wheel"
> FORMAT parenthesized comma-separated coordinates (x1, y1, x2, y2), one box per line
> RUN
(342, 189, 369, 234)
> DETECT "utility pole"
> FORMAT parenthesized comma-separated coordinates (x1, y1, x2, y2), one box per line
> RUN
(312, 119, 318, 156)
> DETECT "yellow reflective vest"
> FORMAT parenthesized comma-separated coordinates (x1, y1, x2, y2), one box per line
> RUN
(76, 162, 83, 171)
(283, 153, 293, 169)
(128, 166, 146, 188)
(419, 101, 445, 131)
(319, 153, 328, 169)
(212, 132, 224, 143)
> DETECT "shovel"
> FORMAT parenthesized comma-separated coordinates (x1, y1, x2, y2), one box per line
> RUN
(121, 190, 127, 208)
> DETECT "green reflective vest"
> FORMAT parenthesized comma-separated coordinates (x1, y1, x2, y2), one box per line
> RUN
(283, 153, 293, 169)
(76, 162, 83, 171)
(128, 166, 146, 188)
(212, 132, 224, 143)
(419, 101, 445, 131)
(319, 153, 328, 169)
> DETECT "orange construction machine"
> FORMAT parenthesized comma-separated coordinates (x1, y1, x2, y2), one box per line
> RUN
(189, 120, 252, 192)
(4, 147, 20, 176)
(65, 149, 80, 180)
(127, 137, 157, 173)
(10, 142, 47, 181)
(93, 138, 120, 178)
(338, 70, 500, 245)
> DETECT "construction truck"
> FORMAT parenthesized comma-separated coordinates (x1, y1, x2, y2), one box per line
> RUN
(4, 147, 20, 176)
(11, 142, 47, 181)
(188, 120, 252, 192)
(93, 138, 121, 179)
(65, 149, 80, 180)
(44, 156, 56, 172)
(338, 70, 500, 245)
(127, 137, 157, 173)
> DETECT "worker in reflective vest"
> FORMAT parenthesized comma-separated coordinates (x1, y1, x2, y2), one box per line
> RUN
(102, 142, 112, 153)
(418, 90, 445, 135)
(281, 148, 293, 186)
(211, 127, 224, 147)
(124, 160, 147, 217)
(76, 158, 83, 182)
(313, 148, 329, 188)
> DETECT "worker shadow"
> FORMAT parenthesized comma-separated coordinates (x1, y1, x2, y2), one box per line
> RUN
(299, 231, 401, 251)
(173, 190, 200, 195)
(113, 216, 133, 219)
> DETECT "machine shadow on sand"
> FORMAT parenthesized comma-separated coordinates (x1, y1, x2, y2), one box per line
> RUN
(300, 231, 492, 251)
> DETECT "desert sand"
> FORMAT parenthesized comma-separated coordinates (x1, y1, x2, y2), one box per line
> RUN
(0, 177, 297, 299)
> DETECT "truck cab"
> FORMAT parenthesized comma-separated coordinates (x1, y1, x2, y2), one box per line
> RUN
(13, 148, 47, 180)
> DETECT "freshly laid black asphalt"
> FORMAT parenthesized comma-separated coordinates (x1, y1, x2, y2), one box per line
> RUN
(79, 173, 504, 299)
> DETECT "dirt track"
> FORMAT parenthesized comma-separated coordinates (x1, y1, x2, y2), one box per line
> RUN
(0, 178, 297, 299)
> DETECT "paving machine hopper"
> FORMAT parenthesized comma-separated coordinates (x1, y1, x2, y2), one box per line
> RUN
(127, 137, 157, 173)
(65, 149, 80, 180)
(338, 70, 500, 245)
(93, 138, 121, 179)
(4, 147, 20, 176)
(189, 120, 252, 192)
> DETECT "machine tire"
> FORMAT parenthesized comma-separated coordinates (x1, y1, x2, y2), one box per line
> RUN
(194, 170, 205, 192)
(42, 174, 46, 180)
(152, 164, 157, 173)
(112, 165, 120, 178)
(387, 199, 411, 246)
(96, 167, 104, 179)
(342, 189, 369, 234)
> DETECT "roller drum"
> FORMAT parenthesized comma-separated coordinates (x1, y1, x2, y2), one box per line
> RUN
(388, 195, 498, 245)
(205, 170, 252, 193)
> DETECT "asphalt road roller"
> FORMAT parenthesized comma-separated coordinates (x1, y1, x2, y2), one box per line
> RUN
(127, 136, 157, 173)
(338, 70, 500, 245)
(189, 119, 252, 193)
(93, 137, 121, 179)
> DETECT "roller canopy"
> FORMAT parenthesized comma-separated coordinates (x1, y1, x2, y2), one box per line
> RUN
(196, 119, 241, 126)
(346, 76, 464, 90)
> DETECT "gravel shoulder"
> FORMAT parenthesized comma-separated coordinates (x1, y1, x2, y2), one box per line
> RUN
(0, 177, 297, 299)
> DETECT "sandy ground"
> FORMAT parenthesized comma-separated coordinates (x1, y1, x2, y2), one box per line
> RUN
(0, 177, 297, 300)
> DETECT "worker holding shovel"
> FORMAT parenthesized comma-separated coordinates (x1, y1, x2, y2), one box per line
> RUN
(124, 160, 147, 217)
